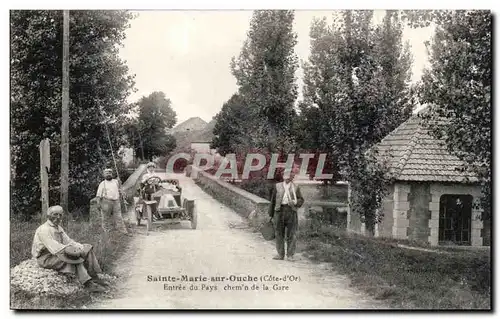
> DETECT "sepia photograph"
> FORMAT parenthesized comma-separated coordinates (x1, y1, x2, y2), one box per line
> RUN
(9, 5, 492, 310)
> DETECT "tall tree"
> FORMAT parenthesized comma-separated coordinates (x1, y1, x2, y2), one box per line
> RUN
(130, 91, 177, 160)
(411, 10, 492, 220)
(345, 10, 415, 236)
(299, 16, 347, 182)
(230, 10, 299, 154)
(299, 10, 415, 234)
(371, 10, 415, 137)
(300, 11, 414, 178)
(10, 10, 136, 218)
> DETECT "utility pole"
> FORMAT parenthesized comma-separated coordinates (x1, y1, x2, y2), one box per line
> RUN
(60, 10, 70, 224)
(137, 126, 145, 160)
(39, 138, 50, 224)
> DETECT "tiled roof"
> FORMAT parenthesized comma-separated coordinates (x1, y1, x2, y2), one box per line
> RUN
(372, 110, 479, 183)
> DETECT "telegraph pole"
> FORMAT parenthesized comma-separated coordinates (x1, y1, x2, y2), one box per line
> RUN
(137, 126, 145, 160)
(61, 10, 70, 223)
(39, 138, 50, 224)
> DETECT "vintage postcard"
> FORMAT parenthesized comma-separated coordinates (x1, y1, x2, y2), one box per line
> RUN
(9, 8, 491, 310)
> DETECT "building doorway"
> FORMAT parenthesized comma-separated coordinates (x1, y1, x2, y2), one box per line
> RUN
(439, 194, 473, 245)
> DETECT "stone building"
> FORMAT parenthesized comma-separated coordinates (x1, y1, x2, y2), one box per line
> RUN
(347, 112, 490, 247)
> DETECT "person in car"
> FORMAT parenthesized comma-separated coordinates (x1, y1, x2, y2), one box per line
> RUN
(139, 162, 162, 220)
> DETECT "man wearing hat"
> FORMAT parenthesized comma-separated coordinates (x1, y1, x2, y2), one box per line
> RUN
(268, 167, 304, 261)
(32, 205, 107, 292)
(137, 162, 163, 220)
(141, 162, 159, 184)
(96, 168, 130, 236)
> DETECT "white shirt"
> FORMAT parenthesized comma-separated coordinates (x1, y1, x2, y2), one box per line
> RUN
(281, 181, 297, 205)
(32, 220, 76, 258)
(96, 179, 120, 200)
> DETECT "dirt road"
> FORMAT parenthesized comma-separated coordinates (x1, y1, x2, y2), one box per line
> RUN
(92, 173, 384, 309)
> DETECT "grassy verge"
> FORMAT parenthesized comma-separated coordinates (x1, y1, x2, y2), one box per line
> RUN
(297, 220, 491, 310)
(10, 215, 133, 309)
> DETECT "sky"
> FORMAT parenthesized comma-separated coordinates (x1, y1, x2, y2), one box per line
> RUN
(119, 10, 435, 125)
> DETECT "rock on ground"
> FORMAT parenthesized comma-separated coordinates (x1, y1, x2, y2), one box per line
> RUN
(10, 258, 116, 297)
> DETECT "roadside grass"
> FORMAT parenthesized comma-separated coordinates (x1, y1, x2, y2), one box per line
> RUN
(297, 220, 491, 310)
(10, 213, 133, 309)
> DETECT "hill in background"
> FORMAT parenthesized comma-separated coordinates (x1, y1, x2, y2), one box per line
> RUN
(170, 116, 207, 134)
(171, 117, 217, 153)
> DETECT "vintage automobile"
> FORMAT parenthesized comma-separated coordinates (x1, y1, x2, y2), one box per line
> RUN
(135, 176, 197, 234)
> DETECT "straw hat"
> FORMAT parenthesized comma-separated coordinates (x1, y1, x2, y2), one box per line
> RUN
(57, 246, 84, 264)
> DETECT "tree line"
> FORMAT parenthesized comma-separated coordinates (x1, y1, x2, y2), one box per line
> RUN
(211, 10, 491, 234)
(10, 11, 177, 219)
(10, 10, 491, 227)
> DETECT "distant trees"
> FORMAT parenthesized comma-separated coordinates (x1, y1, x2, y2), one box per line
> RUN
(126, 91, 177, 161)
(211, 10, 301, 187)
(10, 10, 136, 218)
(211, 93, 250, 156)
(213, 10, 299, 157)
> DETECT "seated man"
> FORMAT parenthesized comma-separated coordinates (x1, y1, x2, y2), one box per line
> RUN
(140, 162, 162, 199)
(140, 162, 159, 187)
(32, 205, 107, 292)
(138, 162, 162, 219)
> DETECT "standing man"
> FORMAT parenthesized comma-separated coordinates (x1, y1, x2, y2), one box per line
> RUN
(96, 168, 131, 236)
(268, 168, 304, 261)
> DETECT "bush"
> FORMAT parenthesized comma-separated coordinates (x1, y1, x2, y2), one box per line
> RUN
(306, 206, 347, 228)
(348, 153, 393, 236)
(238, 179, 274, 200)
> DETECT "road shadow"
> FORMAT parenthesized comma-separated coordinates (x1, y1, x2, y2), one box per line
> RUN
(131, 220, 195, 235)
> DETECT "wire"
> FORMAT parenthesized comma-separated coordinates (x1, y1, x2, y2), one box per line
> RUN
(99, 107, 128, 211)
(99, 110, 118, 175)
(102, 113, 121, 183)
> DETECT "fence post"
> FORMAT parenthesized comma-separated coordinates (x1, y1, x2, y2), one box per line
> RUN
(39, 138, 50, 223)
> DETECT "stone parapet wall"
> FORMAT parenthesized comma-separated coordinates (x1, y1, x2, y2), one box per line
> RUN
(188, 166, 270, 228)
